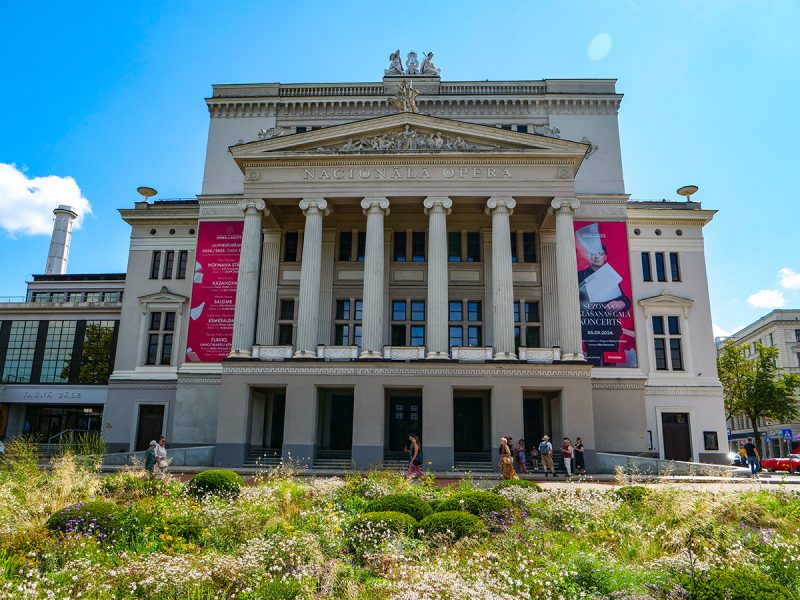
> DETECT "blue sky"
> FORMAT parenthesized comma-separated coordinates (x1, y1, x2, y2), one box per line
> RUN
(0, 0, 798, 336)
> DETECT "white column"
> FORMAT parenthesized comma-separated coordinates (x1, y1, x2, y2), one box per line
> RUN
(229, 199, 267, 357)
(551, 197, 584, 361)
(317, 229, 336, 344)
(486, 197, 517, 359)
(424, 196, 452, 359)
(360, 197, 390, 358)
(294, 198, 330, 358)
(255, 228, 282, 345)
(540, 231, 558, 348)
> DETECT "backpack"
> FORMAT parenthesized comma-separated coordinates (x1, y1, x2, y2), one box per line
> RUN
(538, 441, 550, 456)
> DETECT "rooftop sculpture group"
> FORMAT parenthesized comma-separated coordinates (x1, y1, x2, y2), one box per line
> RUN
(385, 50, 441, 77)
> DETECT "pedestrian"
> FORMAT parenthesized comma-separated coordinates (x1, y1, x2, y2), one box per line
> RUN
(407, 433, 423, 480)
(154, 435, 168, 477)
(507, 436, 515, 469)
(516, 438, 528, 474)
(743, 437, 760, 476)
(498, 437, 518, 480)
(737, 442, 747, 466)
(529, 444, 540, 471)
(561, 437, 574, 477)
(574, 437, 586, 474)
(539, 435, 556, 477)
(144, 440, 157, 478)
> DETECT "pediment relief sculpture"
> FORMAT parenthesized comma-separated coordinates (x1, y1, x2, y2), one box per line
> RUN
(313, 125, 503, 153)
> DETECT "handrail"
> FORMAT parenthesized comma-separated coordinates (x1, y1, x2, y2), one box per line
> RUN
(47, 429, 90, 451)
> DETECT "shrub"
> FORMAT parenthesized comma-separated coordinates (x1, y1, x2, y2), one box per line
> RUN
(436, 491, 513, 518)
(46, 500, 119, 540)
(682, 568, 795, 599)
(615, 486, 648, 506)
(351, 511, 417, 536)
(364, 494, 433, 522)
(187, 469, 244, 498)
(492, 479, 542, 493)
(418, 511, 485, 540)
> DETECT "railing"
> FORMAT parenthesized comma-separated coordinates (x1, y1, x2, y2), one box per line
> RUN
(102, 445, 215, 467)
(0, 296, 27, 302)
(279, 85, 385, 97)
(440, 83, 547, 95)
(595, 452, 737, 476)
(47, 429, 90, 452)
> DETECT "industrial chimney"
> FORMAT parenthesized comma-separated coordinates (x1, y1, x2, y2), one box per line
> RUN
(45, 205, 78, 275)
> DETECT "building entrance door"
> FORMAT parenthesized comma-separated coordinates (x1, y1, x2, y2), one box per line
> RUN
(386, 394, 422, 452)
(662, 412, 692, 461)
(318, 390, 354, 451)
(261, 392, 286, 450)
(135, 404, 165, 452)
(523, 397, 544, 451)
(453, 396, 487, 453)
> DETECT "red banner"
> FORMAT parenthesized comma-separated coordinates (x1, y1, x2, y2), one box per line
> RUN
(574, 221, 637, 367)
(185, 221, 243, 362)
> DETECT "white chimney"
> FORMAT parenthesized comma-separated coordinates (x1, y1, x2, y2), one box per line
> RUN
(45, 205, 78, 275)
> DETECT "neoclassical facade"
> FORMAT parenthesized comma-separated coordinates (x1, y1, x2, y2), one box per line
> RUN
(101, 64, 728, 470)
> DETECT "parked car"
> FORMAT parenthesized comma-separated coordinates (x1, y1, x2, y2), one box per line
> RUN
(760, 454, 800, 474)
(728, 452, 748, 467)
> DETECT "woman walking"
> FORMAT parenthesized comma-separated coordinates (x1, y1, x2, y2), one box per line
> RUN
(498, 437, 518, 480)
(407, 433, 423, 480)
(561, 437, 574, 477)
(516, 439, 528, 474)
(574, 437, 586, 474)
(144, 440, 157, 478)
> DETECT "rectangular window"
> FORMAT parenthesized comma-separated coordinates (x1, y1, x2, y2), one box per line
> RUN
(160, 334, 173, 366)
(466, 232, 480, 262)
(410, 325, 425, 347)
(642, 252, 652, 282)
(176, 250, 188, 279)
(2, 321, 39, 383)
(78, 320, 116, 384)
(795, 329, 800, 342)
(652, 316, 664, 335)
(145, 311, 176, 366)
(522, 232, 536, 262)
(517, 124, 528, 133)
(667, 316, 680, 335)
(449, 326, 463, 348)
(393, 300, 425, 348)
(514, 326, 521, 352)
(357, 231, 366, 262)
(40, 321, 77, 383)
(669, 253, 681, 281)
(354, 300, 363, 320)
(283, 232, 298, 261)
(162, 251, 175, 279)
(334, 324, 350, 345)
(467, 301, 482, 321)
(85, 292, 101, 303)
(393, 231, 406, 262)
(339, 231, 353, 261)
(654, 338, 668, 370)
(525, 326, 541, 348)
(334, 297, 362, 345)
(448, 232, 462, 262)
(278, 324, 293, 345)
(280, 300, 295, 321)
(353, 325, 363, 348)
(514, 302, 520, 323)
(146, 334, 159, 366)
(150, 251, 161, 279)
(500, 124, 512, 130)
(411, 232, 426, 262)
(468, 325, 482, 347)
(669, 338, 684, 371)
(769, 333, 774, 346)
(336, 300, 350, 320)
(449, 301, 463, 321)
(510, 232, 518, 263)
(392, 301, 406, 321)
(411, 301, 425, 321)
(653, 315, 684, 371)
(525, 302, 539, 323)
(391, 325, 406, 346)
(655, 253, 667, 282)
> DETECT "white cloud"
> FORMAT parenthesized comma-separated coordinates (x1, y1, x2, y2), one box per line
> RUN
(587, 34, 613, 61)
(779, 267, 800, 289)
(746, 289, 785, 309)
(0, 163, 91, 236)
(713, 323, 731, 338)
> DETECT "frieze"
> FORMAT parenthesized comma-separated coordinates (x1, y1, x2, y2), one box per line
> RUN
(646, 388, 723, 396)
(199, 206, 248, 218)
(177, 377, 222, 385)
(223, 366, 591, 378)
(314, 126, 502, 153)
(575, 204, 628, 219)
(108, 382, 178, 390)
(301, 166, 512, 181)
(592, 382, 646, 390)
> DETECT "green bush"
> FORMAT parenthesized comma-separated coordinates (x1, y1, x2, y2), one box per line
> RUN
(615, 486, 648, 505)
(492, 479, 543, 493)
(682, 568, 795, 599)
(418, 511, 485, 539)
(187, 469, 245, 498)
(363, 494, 433, 522)
(46, 500, 119, 539)
(436, 491, 513, 518)
(351, 511, 418, 536)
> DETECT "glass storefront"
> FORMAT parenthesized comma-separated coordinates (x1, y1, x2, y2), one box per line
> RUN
(23, 405, 103, 442)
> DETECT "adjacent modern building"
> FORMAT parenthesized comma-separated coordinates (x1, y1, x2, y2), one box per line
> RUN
(718, 309, 800, 457)
(1, 55, 729, 470)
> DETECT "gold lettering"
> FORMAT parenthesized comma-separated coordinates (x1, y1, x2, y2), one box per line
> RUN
(303, 169, 315, 180)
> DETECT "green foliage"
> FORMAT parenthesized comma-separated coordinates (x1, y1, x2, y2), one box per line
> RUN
(351, 511, 418, 535)
(436, 490, 513, 518)
(187, 469, 244, 498)
(363, 494, 433, 522)
(418, 511, 485, 539)
(615, 486, 648, 505)
(0, 436, 40, 479)
(492, 479, 542, 493)
(682, 567, 796, 599)
(77, 322, 115, 384)
(46, 500, 119, 539)
(53, 431, 107, 457)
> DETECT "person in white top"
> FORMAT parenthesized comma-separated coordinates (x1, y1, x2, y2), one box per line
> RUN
(154, 436, 168, 477)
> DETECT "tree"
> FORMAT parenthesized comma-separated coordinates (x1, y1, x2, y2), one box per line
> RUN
(718, 341, 800, 454)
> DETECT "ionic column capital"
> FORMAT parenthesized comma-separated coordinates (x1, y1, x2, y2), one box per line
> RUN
(237, 198, 267, 215)
(361, 197, 390, 216)
(299, 197, 330, 216)
(423, 196, 452, 215)
(551, 197, 580, 213)
(485, 196, 516, 216)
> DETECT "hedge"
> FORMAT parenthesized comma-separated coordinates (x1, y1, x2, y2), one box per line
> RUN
(363, 494, 433, 522)
(436, 491, 513, 518)
(418, 511, 485, 539)
(187, 469, 245, 498)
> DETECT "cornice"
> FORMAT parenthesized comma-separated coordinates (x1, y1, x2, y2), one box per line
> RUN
(645, 387, 723, 397)
(108, 382, 178, 390)
(222, 365, 592, 378)
(242, 157, 579, 168)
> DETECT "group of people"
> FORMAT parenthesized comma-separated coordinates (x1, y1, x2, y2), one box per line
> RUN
(499, 435, 586, 480)
(143, 436, 168, 478)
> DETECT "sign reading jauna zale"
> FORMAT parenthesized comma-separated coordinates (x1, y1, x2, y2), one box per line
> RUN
(185, 221, 243, 362)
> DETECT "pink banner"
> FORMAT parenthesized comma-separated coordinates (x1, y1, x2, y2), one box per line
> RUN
(185, 221, 243, 362)
(574, 221, 637, 367)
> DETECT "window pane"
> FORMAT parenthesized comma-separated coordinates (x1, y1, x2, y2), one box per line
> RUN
(280, 300, 295, 321)
(510, 232, 518, 263)
(336, 300, 350, 320)
(393, 231, 406, 262)
(146, 333, 159, 365)
(654, 338, 667, 370)
(391, 325, 406, 346)
(522, 232, 536, 262)
(334, 324, 349, 345)
(163, 251, 174, 279)
(655, 253, 666, 282)
(525, 302, 539, 323)
(40, 321, 76, 383)
(176, 250, 188, 279)
(85, 292, 101, 303)
(670, 338, 683, 370)
(150, 312, 162, 331)
(353, 325, 362, 348)
(284, 232, 298, 261)
(513, 302, 520, 323)
(517, 124, 528, 133)
(448, 232, 462, 262)
(411, 301, 425, 321)
(514, 326, 521, 351)
(278, 324, 293, 345)
(667, 316, 680, 335)
(466, 232, 480, 262)
(150, 251, 161, 279)
(449, 326, 463, 348)
(410, 325, 425, 346)
(449, 301, 463, 321)
(392, 300, 406, 321)
(468, 325, 482, 347)
(669, 253, 681, 281)
(160, 334, 173, 365)
(354, 300, 363, 321)
(641, 252, 652, 282)
(357, 232, 366, 262)
(79, 321, 115, 384)
(526, 326, 541, 348)
(652, 316, 664, 335)
(163, 312, 176, 331)
(467, 301, 482, 321)
(411, 232, 425, 261)
(2, 321, 39, 383)
(338, 231, 353, 261)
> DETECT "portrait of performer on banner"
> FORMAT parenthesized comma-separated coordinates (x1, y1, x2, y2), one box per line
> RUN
(574, 222, 638, 367)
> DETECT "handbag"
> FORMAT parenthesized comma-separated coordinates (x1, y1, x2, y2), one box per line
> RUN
(501, 455, 513, 465)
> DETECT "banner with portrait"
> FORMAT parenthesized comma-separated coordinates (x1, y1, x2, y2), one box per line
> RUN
(573, 221, 637, 367)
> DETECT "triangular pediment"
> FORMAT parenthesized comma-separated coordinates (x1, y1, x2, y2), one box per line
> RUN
(230, 112, 589, 166)
(139, 286, 189, 305)
(638, 293, 694, 310)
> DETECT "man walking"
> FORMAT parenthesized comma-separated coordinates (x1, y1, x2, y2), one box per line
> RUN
(539, 435, 557, 477)
(743, 437, 760, 476)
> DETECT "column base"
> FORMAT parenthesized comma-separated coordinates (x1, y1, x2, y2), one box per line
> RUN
(561, 352, 586, 361)
(227, 349, 252, 359)
(426, 351, 451, 360)
(293, 350, 318, 359)
(492, 352, 518, 360)
(359, 350, 384, 359)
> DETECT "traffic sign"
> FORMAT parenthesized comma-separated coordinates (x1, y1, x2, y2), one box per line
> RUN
(782, 429, 793, 441)
(727, 428, 732, 440)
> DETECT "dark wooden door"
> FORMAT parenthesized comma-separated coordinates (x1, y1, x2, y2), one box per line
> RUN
(523, 398, 544, 451)
(388, 396, 422, 451)
(662, 412, 692, 461)
(454, 397, 484, 452)
(135, 405, 164, 452)
(328, 394, 354, 451)
(268, 394, 285, 450)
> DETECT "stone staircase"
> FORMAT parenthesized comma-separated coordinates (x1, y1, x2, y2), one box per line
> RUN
(453, 451, 495, 473)
(383, 450, 411, 470)
(242, 448, 282, 469)
(313, 449, 352, 470)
